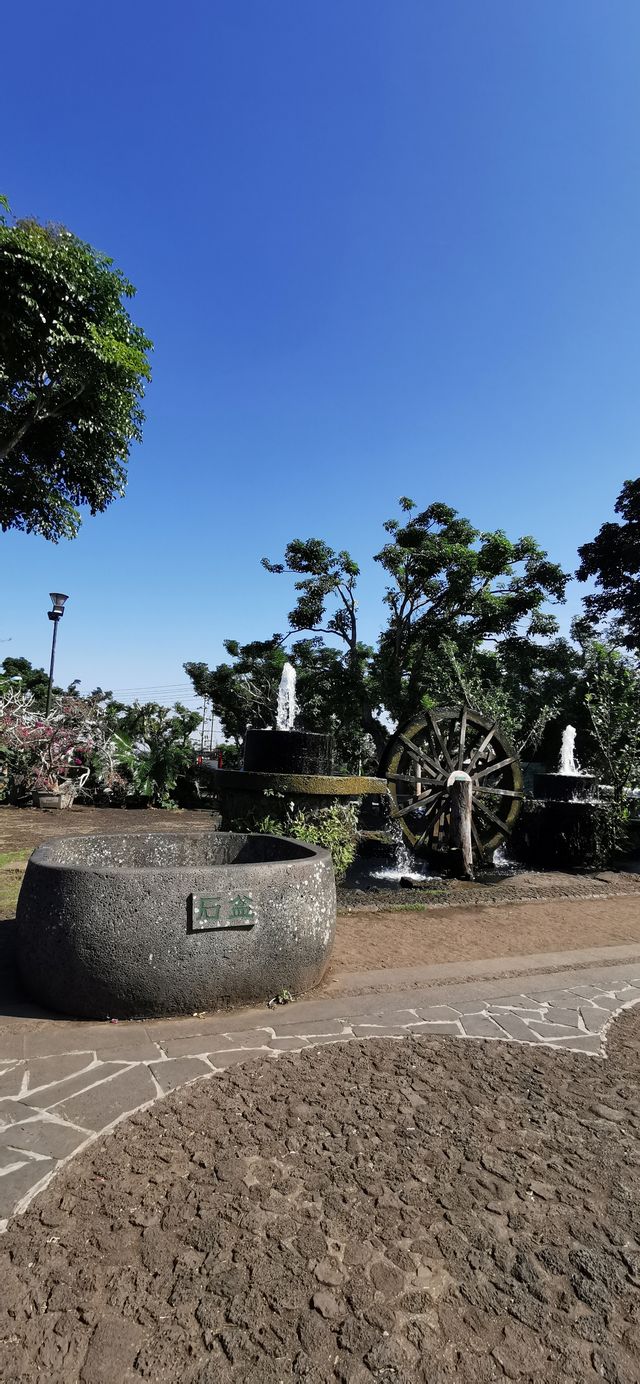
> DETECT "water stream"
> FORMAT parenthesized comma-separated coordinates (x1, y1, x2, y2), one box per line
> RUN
(559, 724, 579, 775)
(276, 662, 297, 731)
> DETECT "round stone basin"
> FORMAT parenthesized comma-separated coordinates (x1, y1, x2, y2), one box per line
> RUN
(16, 831, 336, 1020)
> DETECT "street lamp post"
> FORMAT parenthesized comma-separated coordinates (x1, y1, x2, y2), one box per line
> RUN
(45, 593, 69, 716)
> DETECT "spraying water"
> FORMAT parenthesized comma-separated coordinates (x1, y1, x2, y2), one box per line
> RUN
(558, 725, 579, 775)
(276, 662, 297, 731)
(371, 823, 439, 884)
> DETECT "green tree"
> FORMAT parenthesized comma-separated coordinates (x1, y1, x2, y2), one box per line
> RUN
(373, 500, 568, 722)
(186, 641, 286, 747)
(188, 499, 568, 767)
(0, 655, 81, 708)
(576, 478, 640, 651)
(581, 641, 640, 801)
(186, 638, 374, 770)
(113, 701, 201, 807)
(435, 635, 583, 762)
(0, 198, 152, 540)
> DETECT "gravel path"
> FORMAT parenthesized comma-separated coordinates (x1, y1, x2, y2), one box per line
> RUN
(2, 1009, 640, 1382)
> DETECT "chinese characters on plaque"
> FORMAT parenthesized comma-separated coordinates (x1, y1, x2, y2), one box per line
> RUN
(190, 893, 256, 931)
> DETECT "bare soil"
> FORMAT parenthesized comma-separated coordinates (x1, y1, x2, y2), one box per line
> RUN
(327, 895, 640, 979)
(2, 807, 640, 984)
(0, 806, 215, 855)
(3, 1013, 640, 1382)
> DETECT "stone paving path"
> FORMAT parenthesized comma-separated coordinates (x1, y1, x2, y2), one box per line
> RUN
(2, 964, 640, 1230)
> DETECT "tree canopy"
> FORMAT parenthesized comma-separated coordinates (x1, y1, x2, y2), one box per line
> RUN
(0, 654, 80, 707)
(187, 499, 570, 765)
(0, 197, 152, 541)
(576, 478, 640, 651)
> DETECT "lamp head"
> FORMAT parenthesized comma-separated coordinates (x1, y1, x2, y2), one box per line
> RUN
(49, 592, 69, 618)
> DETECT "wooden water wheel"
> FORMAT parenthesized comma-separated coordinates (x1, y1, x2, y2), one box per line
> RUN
(379, 705, 523, 861)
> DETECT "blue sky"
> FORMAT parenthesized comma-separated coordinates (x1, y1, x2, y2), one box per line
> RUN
(2, 1, 639, 709)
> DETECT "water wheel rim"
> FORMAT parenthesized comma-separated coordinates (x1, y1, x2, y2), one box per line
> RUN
(380, 705, 523, 853)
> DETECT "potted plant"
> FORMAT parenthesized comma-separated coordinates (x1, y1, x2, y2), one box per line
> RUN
(32, 780, 63, 811)
(32, 770, 89, 810)
(0, 688, 117, 809)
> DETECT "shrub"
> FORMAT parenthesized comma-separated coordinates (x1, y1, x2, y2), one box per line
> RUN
(0, 687, 117, 802)
(227, 794, 359, 879)
(511, 798, 623, 871)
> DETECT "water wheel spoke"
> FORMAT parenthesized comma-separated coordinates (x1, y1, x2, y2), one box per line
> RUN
(474, 755, 516, 782)
(474, 785, 523, 799)
(383, 706, 522, 862)
(389, 790, 443, 822)
(397, 735, 442, 779)
(428, 712, 455, 772)
(468, 723, 497, 773)
(470, 819, 485, 857)
(473, 797, 512, 835)
(458, 705, 468, 770)
(413, 798, 446, 849)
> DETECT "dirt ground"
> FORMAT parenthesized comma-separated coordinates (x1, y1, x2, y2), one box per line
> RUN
(0, 806, 215, 854)
(3, 807, 640, 978)
(325, 895, 640, 980)
(3, 1012, 640, 1383)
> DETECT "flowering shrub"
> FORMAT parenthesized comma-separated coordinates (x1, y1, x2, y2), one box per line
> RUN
(0, 688, 118, 802)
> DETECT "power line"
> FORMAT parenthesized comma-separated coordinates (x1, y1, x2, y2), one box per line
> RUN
(110, 683, 193, 692)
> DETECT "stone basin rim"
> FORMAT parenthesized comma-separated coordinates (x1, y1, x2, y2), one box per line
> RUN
(25, 829, 329, 876)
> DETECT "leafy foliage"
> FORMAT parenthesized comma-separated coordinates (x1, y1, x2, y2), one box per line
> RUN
(230, 796, 359, 879)
(0, 687, 118, 801)
(576, 478, 640, 651)
(581, 642, 640, 800)
(189, 499, 569, 767)
(0, 201, 152, 540)
(282, 801, 359, 879)
(373, 500, 567, 723)
(512, 799, 621, 871)
(0, 655, 81, 708)
(112, 701, 201, 807)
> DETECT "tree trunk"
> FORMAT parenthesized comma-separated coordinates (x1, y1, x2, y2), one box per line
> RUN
(361, 704, 387, 758)
(449, 774, 474, 879)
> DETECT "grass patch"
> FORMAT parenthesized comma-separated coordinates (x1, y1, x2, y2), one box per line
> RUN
(0, 850, 29, 919)
(0, 849, 31, 868)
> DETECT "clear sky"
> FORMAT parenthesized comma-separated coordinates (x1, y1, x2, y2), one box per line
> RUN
(2, 1, 639, 709)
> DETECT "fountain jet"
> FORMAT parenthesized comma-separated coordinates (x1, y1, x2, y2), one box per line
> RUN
(276, 662, 297, 732)
(559, 724, 579, 776)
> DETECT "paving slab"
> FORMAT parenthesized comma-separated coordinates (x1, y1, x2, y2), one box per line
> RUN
(54, 1064, 158, 1132)
(0, 1157, 53, 1219)
(0, 1065, 25, 1097)
(148, 1057, 212, 1094)
(351, 1024, 410, 1040)
(159, 1029, 273, 1060)
(0, 1147, 32, 1171)
(24, 1026, 159, 1061)
(527, 1021, 583, 1040)
(488, 1013, 543, 1044)
(0, 1035, 25, 1063)
(0, 1117, 88, 1159)
(206, 1047, 280, 1069)
(26, 1053, 95, 1090)
(410, 1004, 463, 1022)
(533, 1006, 583, 1026)
(459, 1014, 510, 1040)
(580, 1005, 612, 1034)
(0, 1098, 58, 1126)
(544, 1034, 602, 1055)
(406, 1019, 462, 1036)
(25, 1062, 128, 1110)
(0, 956, 640, 1230)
